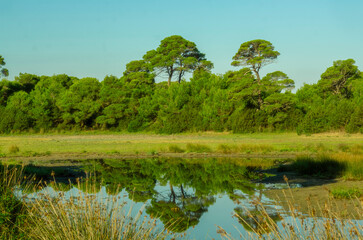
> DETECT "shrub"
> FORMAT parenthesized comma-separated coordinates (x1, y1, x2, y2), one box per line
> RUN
(186, 143, 211, 153)
(168, 145, 185, 153)
(8, 145, 20, 154)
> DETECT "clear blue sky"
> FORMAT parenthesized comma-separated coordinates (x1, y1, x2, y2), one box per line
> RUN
(2, 0, 363, 89)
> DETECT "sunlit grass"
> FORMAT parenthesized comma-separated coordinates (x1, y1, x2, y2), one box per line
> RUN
(0, 132, 361, 157)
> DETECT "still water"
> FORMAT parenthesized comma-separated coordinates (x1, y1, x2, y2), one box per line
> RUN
(16, 158, 362, 239)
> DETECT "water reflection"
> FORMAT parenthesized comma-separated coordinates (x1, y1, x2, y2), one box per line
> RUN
(16, 158, 362, 239)
(19, 158, 274, 237)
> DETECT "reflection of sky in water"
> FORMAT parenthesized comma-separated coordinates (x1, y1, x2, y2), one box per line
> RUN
(14, 160, 362, 240)
(16, 183, 291, 239)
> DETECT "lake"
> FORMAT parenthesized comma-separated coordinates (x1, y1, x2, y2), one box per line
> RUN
(16, 158, 363, 239)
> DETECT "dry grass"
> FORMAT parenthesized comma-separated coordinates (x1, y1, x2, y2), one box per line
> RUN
(23, 176, 173, 240)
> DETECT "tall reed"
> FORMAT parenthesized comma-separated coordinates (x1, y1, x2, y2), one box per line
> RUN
(24, 175, 172, 240)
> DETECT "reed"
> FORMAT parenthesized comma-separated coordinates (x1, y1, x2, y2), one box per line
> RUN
(218, 178, 363, 240)
(23, 175, 172, 240)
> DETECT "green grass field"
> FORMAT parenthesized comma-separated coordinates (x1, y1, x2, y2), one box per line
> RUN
(0, 132, 361, 156)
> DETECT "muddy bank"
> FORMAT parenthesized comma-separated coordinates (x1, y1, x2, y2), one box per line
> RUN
(258, 169, 363, 219)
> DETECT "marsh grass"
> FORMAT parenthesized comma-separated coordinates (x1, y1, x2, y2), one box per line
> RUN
(217, 144, 239, 154)
(8, 145, 20, 154)
(186, 143, 211, 153)
(24, 176, 173, 240)
(239, 144, 274, 153)
(219, 178, 363, 240)
(168, 144, 185, 153)
(0, 165, 31, 239)
(0, 132, 362, 158)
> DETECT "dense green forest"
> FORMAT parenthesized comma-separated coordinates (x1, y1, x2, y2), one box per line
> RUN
(0, 36, 362, 134)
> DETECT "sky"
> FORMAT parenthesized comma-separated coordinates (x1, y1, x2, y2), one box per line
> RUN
(1, 0, 363, 89)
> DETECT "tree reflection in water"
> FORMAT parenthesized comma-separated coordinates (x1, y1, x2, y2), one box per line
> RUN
(23, 158, 264, 233)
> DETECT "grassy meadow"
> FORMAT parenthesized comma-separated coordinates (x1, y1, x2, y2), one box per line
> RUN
(0, 131, 362, 156)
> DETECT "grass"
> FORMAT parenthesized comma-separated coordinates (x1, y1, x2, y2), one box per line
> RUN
(0, 165, 30, 239)
(8, 145, 20, 154)
(331, 187, 362, 199)
(168, 144, 185, 153)
(186, 143, 212, 153)
(24, 177, 171, 240)
(0, 132, 361, 157)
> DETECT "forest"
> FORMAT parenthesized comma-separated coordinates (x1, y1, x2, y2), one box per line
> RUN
(0, 36, 362, 134)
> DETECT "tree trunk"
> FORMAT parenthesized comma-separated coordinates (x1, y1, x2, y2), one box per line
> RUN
(178, 71, 183, 83)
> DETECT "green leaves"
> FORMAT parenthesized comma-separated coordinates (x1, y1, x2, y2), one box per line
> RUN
(58, 78, 101, 128)
(232, 39, 280, 71)
(143, 35, 211, 85)
(0, 55, 9, 77)
(232, 39, 281, 109)
(318, 59, 360, 98)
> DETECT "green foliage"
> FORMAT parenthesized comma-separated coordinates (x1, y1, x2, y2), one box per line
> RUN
(0, 55, 9, 77)
(58, 78, 101, 128)
(0, 38, 361, 135)
(8, 145, 20, 154)
(0, 165, 29, 239)
(143, 35, 211, 86)
(15, 73, 40, 93)
(232, 39, 280, 108)
(318, 59, 360, 98)
(168, 145, 185, 153)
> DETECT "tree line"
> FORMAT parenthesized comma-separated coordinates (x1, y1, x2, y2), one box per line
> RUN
(0, 36, 362, 134)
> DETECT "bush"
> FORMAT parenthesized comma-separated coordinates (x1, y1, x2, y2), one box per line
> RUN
(186, 143, 211, 153)
(8, 145, 20, 154)
(168, 145, 185, 153)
